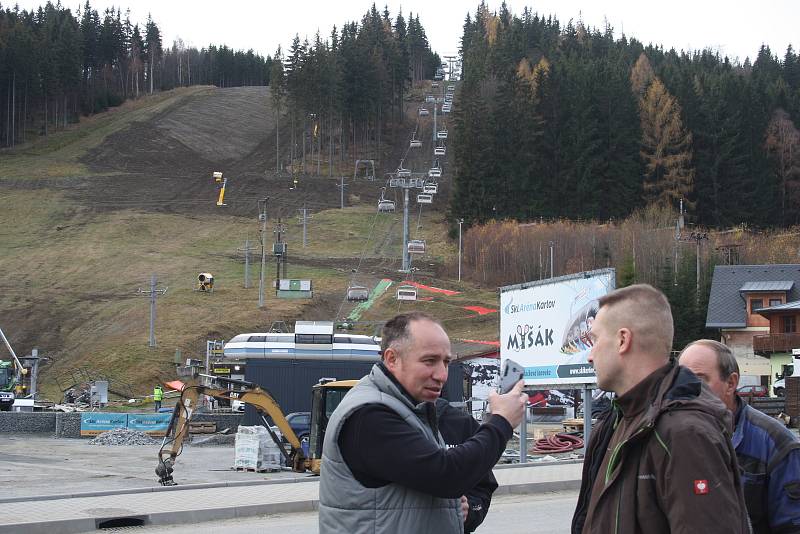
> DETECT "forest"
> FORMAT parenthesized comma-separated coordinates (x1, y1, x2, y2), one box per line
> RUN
(451, 3, 800, 228)
(0, 1, 440, 158)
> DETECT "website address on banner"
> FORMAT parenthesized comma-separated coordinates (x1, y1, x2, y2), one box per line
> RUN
(569, 366, 594, 375)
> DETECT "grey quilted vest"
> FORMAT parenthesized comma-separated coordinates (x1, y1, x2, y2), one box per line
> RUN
(318, 364, 462, 534)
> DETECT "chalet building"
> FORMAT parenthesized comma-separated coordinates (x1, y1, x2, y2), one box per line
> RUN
(706, 264, 800, 382)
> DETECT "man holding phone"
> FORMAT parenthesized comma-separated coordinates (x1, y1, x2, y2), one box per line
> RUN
(319, 311, 527, 534)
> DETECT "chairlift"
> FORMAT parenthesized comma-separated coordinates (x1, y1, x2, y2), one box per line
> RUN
(418, 107, 429, 117)
(417, 193, 433, 204)
(410, 138, 422, 148)
(396, 285, 418, 301)
(434, 146, 446, 156)
(431, 82, 439, 88)
(426, 95, 435, 103)
(408, 239, 427, 254)
(397, 168, 411, 178)
(347, 285, 369, 301)
(437, 130, 448, 139)
(354, 159, 376, 181)
(378, 199, 396, 213)
(423, 184, 438, 194)
(428, 168, 442, 178)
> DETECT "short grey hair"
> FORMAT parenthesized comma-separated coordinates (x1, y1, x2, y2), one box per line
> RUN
(680, 339, 739, 380)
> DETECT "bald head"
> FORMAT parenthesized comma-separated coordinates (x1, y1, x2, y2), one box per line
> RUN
(598, 284, 673, 360)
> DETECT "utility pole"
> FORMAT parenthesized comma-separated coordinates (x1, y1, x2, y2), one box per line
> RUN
(137, 274, 167, 348)
(297, 204, 313, 248)
(676, 229, 709, 298)
(549, 241, 555, 278)
(274, 217, 287, 292)
(458, 218, 464, 282)
(337, 176, 347, 209)
(238, 239, 253, 288)
(258, 198, 269, 308)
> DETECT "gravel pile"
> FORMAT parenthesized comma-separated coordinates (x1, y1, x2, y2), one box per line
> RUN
(88, 428, 159, 446)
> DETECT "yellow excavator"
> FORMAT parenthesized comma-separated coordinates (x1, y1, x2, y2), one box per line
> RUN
(156, 376, 355, 486)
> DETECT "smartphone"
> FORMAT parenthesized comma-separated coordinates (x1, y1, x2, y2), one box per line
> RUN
(499, 358, 525, 394)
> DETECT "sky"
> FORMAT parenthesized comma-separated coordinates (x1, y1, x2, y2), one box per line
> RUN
(13, 0, 799, 63)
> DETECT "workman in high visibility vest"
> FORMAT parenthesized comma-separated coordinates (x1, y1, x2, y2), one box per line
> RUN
(153, 385, 163, 412)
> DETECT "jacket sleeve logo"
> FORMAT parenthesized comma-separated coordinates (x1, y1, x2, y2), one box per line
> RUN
(693, 480, 709, 495)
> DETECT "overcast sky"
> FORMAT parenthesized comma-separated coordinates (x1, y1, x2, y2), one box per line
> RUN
(15, 1, 798, 63)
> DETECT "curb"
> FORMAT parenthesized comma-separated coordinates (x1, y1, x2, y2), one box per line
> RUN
(0, 474, 319, 505)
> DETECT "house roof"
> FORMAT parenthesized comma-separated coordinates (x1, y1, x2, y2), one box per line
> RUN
(740, 281, 794, 292)
(707, 265, 800, 328)
(755, 300, 800, 315)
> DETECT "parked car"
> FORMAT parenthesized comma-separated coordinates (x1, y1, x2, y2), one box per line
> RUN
(737, 384, 769, 398)
(270, 411, 311, 444)
(774, 378, 785, 397)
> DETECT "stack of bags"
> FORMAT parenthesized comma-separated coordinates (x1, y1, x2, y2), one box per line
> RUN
(234, 425, 283, 471)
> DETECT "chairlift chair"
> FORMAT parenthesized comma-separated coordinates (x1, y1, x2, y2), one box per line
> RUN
(407, 239, 427, 254)
(410, 138, 422, 148)
(347, 285, 369, 301)
(423, 184, 438, 194)
(397, 168, 412, 178)
(418, 107, 429, 117)
(434, 146, 446, 156)
(437, 130, 448, 139)
(428, 168, 442, 178)
(426, 95, 435, 103)
(396, 285, 418, 301)
(378, 199, 396, 213)
(416, 194, 433, 204)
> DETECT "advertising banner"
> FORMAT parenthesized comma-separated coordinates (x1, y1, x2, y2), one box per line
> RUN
(499, 268, 615, 386)
(79, 412, 128, 436)
(127, 413, 172, 436)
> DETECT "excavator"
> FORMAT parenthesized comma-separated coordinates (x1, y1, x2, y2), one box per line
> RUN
(156, 376, 356, 486)
(0, 326, 27, 411)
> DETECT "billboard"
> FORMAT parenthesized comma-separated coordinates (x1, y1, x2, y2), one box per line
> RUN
(499, 268, 615, 386)
(79, 412, 127, 436)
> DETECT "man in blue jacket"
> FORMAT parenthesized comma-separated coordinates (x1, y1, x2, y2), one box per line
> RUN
(680, 339, 800, 533)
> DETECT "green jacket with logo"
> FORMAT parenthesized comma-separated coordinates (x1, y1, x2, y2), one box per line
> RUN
(572, 360, 751, 534)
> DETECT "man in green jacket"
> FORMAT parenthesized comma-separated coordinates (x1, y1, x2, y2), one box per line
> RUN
(571, 284, 750, 534)
(153, 385, 163, 412)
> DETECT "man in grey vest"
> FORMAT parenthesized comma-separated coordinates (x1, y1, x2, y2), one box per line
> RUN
(319, 312, 527, 534)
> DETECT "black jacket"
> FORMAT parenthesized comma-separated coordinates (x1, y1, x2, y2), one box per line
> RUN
(435, 398, 499, 533)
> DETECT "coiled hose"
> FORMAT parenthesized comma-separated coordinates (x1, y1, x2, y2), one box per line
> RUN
(531, 432, 584, 454)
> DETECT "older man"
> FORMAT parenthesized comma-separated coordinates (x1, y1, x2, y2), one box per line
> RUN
(572, 284, 749, 534)
(680, 339, 800, 533)
(319, 311, 527, 534)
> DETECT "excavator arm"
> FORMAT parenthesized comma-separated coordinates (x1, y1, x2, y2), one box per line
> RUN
(156, 382, 307, 486)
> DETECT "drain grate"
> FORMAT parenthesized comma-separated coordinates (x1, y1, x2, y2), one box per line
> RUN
(96, 516, 147, 529)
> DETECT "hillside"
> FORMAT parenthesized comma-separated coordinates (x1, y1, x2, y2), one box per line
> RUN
(0, 83, 495, 401)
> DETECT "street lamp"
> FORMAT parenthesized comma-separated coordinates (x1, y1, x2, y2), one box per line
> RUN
(458, 219, 464, 282)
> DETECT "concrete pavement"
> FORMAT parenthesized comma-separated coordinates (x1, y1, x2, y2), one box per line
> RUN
(0, 461, 583, 534)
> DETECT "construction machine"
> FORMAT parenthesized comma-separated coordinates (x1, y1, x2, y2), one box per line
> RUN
(0, 327, 26, 411)
(156, 376, 356, 486)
